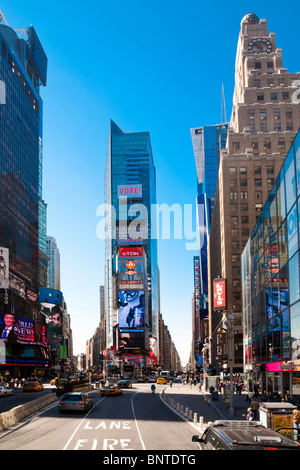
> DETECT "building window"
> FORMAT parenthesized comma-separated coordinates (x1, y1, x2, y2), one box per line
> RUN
(282, 92, 289, 100)
(249, 124, 255, 132)
(233, 142, 240, 150)
(233, 279, 240, 287)
(241, 216, 249, 224)
(248, 112, 255, 120)
(286, 111, 292, 120)
(267, 61, 273, 69)
(230, 192, 238, 199)
(240, 179, 247, 187)
(286, 123, 293, 130)
(274, 123, 281, 131)
(264, 140, 271, 150)
(267, 166, 274, 173)
(256, 191, 262, 199)
(231, 204, 238, 212)
(260, 112, 267, 120)
(231, 229, 239, 237)
(254, 166, 261, 174)
(232, 241, 239, 250)
(232, 255, 240, 263)
(267, 78, 274, 87)
(271, 92, 277, 101)
(255, 179, 262, 186)
(254, 79, 261, 87)
(274, 111, 280, 120)
(241, 203, 248, 211)
(260, 124, 267, 131)
(230, 179, 237, 188)
(241, 228, 249, 237)
(255, 62, 261, 69)
(231, 216, 238, 225)
(240, 167, 247, 174)
(229, 167, 237, 175)
(257, 93, 264, 101)
(278, 141, 285, 150)
(240, 191, 248, 199)
(252, 141, 258, 150)
(267, 178, 274, 186)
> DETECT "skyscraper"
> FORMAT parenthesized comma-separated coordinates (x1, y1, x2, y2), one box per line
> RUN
(191, 123, 228, 367)
(104, 120, 159, 372)
(0, 13, 49, 377)
(209, 13, 300, 373)
(46, 236, 61, 290)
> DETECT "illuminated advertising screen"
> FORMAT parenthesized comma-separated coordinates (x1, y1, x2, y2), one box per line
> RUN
(148, 337, 158, 366)
(118, 258, 144, 290)
(213, 278, 227, 310)
(39, 288, 64, 344)
(0, 247, 9, 289)
(39, 288, 63, 308)
(117, 184, 142, 199)
(118, 329, 145, 350)
(118, 291, 145, 328)
(0, 313, 46, 345)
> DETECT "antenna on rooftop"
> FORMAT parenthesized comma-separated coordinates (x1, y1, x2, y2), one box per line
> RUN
(221, 83, 227, 123)
(0, 10, 9, 26)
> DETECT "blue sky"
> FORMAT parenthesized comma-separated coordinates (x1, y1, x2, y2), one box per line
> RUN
(1, 0, 299, 365)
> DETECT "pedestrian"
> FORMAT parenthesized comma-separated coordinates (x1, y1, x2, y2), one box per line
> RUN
(250, 398, 259, 419)
(243, 407, 254, 421)
(246, 390, 253, 403)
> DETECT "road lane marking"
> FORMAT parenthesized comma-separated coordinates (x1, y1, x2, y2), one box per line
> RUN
(130, 387, 147, 450)
(63, 397, 105, 450)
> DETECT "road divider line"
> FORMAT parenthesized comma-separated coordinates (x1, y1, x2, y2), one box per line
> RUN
(130, 387, 147, 450)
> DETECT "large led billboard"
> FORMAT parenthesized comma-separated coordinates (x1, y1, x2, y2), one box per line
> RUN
(118, 291, 145, 328)
(118, 258, 144, 290)
(118, 329, 145, 350)
(0, 313, 46, 346)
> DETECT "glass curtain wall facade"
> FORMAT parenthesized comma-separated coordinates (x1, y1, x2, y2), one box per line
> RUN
(104, 121, 159, 368)
(242, 129, 300, 397)
(0, 22, 50, 378)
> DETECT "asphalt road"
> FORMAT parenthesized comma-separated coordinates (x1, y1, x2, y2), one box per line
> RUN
(0, 383, 202, 451)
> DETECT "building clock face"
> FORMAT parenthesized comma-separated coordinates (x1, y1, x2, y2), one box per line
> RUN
(248, 38, 272, 54)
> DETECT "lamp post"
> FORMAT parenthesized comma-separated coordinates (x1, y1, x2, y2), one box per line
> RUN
(224, 313, 235, 416)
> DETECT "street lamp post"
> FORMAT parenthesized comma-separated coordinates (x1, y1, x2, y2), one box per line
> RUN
(224, 313, 235, 416)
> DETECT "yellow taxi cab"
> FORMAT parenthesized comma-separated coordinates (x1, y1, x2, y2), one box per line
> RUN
(156, 376, 167, 384)
(22, 381, 43, 392)
(100, 384, 122, 397)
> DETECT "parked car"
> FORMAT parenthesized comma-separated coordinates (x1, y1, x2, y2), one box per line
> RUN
(192, 420, 300, 450)
(0, 385, 13, 397)
(22, 381, 43, 392)
(58, 392, 93, 413)
(100, 385, 122, 397)
(117, 380, 132, 389)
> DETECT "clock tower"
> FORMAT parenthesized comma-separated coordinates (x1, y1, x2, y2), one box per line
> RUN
(208, 13, 300, 374)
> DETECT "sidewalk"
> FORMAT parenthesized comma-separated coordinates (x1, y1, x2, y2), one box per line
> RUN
(163, 383, 251, 424)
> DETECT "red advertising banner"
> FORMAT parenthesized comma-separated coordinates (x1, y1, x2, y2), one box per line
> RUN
(213, 278, 227, 310)
(120, 247, 142, 257)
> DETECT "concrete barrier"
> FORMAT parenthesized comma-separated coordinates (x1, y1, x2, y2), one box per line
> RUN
(0, 393, 58, 431)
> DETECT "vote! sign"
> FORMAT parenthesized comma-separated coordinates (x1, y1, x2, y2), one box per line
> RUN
(117, 185, 142, 199)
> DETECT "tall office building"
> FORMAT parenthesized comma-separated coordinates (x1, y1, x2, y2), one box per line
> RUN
(209, 13, 300, 373)
(190, 123, 228, 367)
(104, 120, 159, 372)
(46, 236, 61, 290)
(0, 13, 49, 377)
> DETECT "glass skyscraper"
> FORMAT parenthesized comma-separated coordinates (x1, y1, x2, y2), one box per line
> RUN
(104, 121, 158, 370)
(0, 18, 49, 378)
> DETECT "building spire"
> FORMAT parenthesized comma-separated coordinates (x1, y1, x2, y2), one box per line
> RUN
(221, 83, 227, 123)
